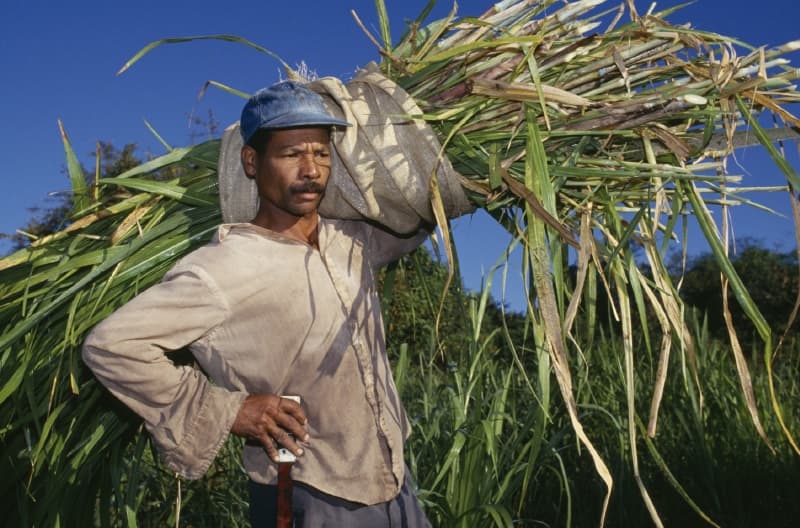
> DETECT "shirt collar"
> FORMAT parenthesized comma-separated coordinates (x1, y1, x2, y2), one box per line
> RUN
(215, 218, 330, 248)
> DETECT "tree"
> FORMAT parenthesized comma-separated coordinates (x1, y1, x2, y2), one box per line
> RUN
(676, 239, 800, 344)
(2, 108, 220, 254)
(380, 247, 530, 365)
(1, 141, 141, 251)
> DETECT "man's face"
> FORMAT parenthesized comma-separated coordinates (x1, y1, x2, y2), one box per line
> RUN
(242, 127, 332, 221)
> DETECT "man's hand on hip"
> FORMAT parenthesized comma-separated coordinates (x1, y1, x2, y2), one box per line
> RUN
(231, 394, 309, 462)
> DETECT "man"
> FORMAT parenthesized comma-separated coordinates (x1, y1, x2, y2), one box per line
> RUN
(83, 80, 432, 526)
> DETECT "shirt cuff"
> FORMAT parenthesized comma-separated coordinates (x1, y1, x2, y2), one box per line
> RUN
(159, 385, 248, 480)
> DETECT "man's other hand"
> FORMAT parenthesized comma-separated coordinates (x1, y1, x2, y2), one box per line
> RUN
(231, 394, 309, 462)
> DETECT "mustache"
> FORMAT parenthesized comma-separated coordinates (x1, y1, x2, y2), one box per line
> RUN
(289, 182, 326, 195)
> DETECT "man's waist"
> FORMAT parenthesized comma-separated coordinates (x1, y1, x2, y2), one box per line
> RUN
(243, 441, 403, 505)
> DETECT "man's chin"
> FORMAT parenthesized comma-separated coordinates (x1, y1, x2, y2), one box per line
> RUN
(288, 201, 322, 218)
(291, 193, 324, 211)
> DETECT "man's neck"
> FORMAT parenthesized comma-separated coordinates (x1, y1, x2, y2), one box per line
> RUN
(251, 211, 320, 249)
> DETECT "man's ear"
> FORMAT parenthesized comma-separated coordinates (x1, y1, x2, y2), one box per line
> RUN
(241, 145, 257, 179)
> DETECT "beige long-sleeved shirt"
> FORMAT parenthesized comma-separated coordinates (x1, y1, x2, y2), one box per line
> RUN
(83, 218, 426, 505)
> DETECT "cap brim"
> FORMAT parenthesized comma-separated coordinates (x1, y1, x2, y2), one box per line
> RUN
(260, 111, 351, 130)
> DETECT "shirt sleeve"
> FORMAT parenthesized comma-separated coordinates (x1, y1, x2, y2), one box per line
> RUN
(364, 223, 431, 269)
(82, 264, 247, 480)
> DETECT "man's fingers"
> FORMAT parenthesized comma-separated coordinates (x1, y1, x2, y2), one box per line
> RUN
(256, 426, 303, 462)
(274, 412, 310, 443)
(269, 424, 305, 456)
(258, 431, 280, 461)
(274, 398, 309, 443)
(231, 393, 310, 459)
(278, 397, 308, 426)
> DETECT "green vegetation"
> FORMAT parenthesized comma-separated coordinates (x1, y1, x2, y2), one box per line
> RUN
(388, 249, 800, 527)
(677, 241, 800, 345)
(7, 239, 796, 526)
(2, 142, 142, 252)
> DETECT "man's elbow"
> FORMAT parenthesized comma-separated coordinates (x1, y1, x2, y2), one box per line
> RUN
(81, 323, 112, 376)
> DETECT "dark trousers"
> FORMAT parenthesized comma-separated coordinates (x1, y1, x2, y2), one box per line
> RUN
(248, 471, 431, 528)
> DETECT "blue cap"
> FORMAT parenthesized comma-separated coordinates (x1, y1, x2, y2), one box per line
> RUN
(240, 80, 351, 144)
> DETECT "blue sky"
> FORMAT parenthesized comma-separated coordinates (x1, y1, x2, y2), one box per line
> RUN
(1, 0, 799, 311)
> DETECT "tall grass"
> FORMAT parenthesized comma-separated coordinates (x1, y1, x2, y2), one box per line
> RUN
(389, 255, 800, 527)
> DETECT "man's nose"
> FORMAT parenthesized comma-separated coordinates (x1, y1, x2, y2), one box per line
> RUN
(298, 153, 320, 178)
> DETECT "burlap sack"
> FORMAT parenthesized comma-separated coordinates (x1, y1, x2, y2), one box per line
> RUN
(218, 68, 473, 233)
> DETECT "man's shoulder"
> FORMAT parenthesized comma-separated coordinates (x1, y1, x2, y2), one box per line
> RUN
(168, 225, 259, 277)
(320, 216, 374, 239)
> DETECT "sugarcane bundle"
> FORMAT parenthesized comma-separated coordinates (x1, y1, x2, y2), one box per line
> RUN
(0, 137, 225, 525)
(2, 0, 799, 525)
(368, 1, 800, 523)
